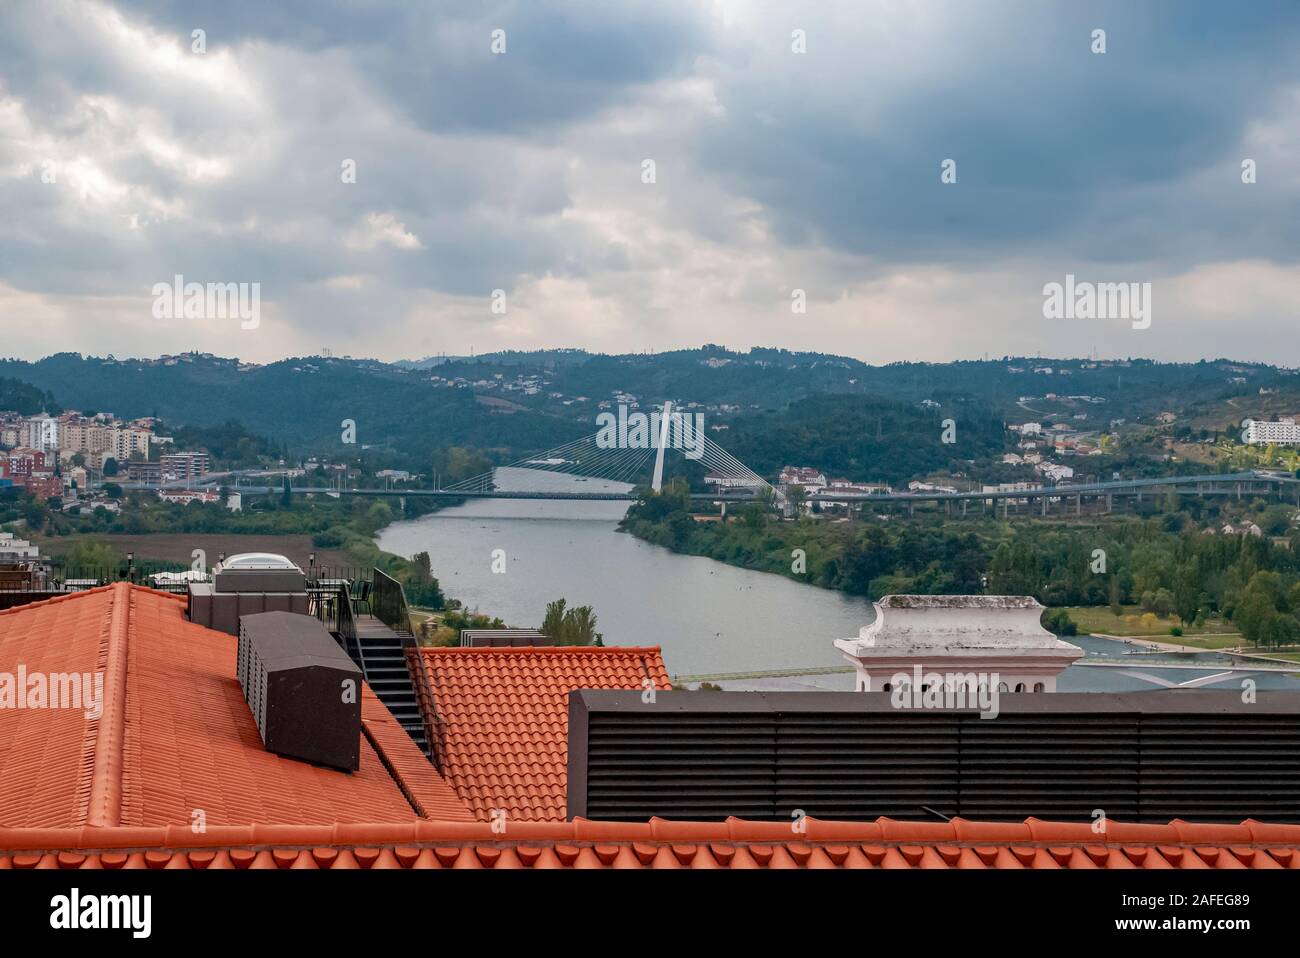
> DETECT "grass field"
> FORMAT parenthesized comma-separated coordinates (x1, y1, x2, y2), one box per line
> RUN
(34, 533, 352, 570)
(1058, 605, 1241, 647)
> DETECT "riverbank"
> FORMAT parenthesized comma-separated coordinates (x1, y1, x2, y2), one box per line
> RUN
(376, 499, 875, 674)
(616, 488, 1300, 650)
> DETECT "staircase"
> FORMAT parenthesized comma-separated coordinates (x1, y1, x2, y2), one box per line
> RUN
(354, 614, 429, 756)
(314, 571, 433, 759)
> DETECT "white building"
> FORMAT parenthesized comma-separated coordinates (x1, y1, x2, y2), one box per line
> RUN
(1038, 462, 1074, 482)
(908, 480, 958, 494)
(158, 489, 220, 505)
(779, 466, 827, 489)
(25, 415, 59, 454)
(826, 478, 891, 494)
(0, 532, 39, 558)
(834, 595, 1083, 694)
(1242, 419, 1300, 445)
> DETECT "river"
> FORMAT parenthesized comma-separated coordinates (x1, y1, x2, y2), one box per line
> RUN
(378, 480, 1300, 692)
(378, 494, 874, 677)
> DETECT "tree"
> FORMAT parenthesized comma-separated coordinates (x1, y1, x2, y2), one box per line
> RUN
(1041, 608, 1078, 636)
(540, 597, 601, 646)
(785, 484, 808, 512)
(1235, 579, 1279, 647)
(411, 551, 433, 583)
(62, 539, 119, 575)
(102, 457, 119, 476)
(22, 499, 48, 532)
(541, 598, 568, 640)
(1108, 575, 1123, 616)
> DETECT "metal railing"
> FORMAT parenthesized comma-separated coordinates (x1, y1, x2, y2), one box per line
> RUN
(372, 568, 410, 635)
(0, 564, 199, 594)
(372, 567, 439, 762)
(312, 578, 364, 673)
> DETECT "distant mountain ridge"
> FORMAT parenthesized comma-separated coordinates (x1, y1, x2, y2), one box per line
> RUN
(2, 349, 1296, 474)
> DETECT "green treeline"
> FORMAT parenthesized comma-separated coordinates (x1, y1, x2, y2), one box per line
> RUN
(620, 486, 1300, 646)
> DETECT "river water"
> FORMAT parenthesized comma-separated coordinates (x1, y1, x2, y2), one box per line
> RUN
(378, 495, 874, 677)
(378, 483, 1300, 692)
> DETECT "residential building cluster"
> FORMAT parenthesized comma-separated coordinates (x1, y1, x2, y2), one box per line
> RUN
(0, 410, 153, 469)
(0, 447, 62, 500)
(0, 407, 213, 501)
(777, 466, 892, 496)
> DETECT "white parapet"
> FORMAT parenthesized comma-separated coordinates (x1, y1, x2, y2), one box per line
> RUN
(834, 594, 1083, 693)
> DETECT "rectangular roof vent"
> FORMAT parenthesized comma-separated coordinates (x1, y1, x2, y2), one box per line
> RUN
(214, 553, 306, 593)
(237, 611, 363, 771)
(459, 629, 551, 647)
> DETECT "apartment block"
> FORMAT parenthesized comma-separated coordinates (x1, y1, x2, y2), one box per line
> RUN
(60, 416, 150, 462)
(1242, 418, 1300, 445)
(161, 451, 211, 480)
(127, 460, 163, 483)
(25, 415, 59, 453)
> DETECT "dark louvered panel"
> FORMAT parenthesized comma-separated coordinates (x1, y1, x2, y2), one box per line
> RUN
(585, 712, 777, 820)
(775, 712, 959, 821)
(1139, 716, 1300, 822)
(958, 715, 1141, 821)
(569, 691, 1300, 823)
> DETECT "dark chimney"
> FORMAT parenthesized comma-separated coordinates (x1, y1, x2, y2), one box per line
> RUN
(237, 611, 363, 771)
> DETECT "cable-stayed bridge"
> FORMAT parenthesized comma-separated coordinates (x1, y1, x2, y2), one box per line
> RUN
(439, 401, 771, 500)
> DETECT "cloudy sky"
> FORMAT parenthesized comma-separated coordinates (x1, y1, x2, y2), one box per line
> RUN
(1, 0, 1298, 365)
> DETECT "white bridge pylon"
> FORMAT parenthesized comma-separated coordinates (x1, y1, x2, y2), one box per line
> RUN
(652, 400, 672, 492)
(443, 400, 774, 497)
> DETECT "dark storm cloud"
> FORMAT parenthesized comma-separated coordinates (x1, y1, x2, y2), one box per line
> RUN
(1, 0, 1299, 363)
(111, 0, 713, 131)
(697, 0, 1300, 267)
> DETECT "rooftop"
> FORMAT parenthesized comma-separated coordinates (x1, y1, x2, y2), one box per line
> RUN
(412, 645, 671, 822)
(837, 593, 1084, 658)
(2, 816, 1295, 869)
(0, 584, 471, 829)
(1, 586, 1297, 880)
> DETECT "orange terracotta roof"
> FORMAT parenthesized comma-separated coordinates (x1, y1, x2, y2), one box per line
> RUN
(1, 816, 1296, 869)
(0, 584, 471, 829)
(412, 646, 672, 822)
